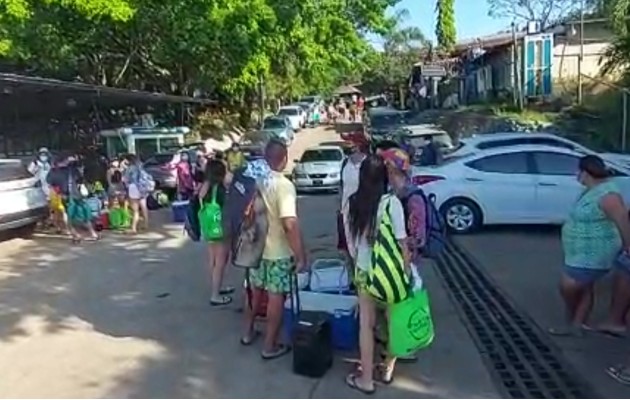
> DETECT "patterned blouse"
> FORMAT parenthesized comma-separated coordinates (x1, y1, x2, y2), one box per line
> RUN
(561, 180, 622, 269)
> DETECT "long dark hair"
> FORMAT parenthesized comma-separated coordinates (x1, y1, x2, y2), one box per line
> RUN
(348, 154, 388, 242)
(204, 159, 227, 205)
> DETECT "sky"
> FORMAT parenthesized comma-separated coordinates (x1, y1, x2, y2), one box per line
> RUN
(394, 0, 513, 43)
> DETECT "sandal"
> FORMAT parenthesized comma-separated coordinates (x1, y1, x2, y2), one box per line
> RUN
(210, 295, 233, 306)
(375, 364, 394, 385)
(261, 345, 291, 360)
(606, 364, 630, 385)
(345, 373, 375, 395)
(240, 331, 261, 346)
(597, 324, 627, 338)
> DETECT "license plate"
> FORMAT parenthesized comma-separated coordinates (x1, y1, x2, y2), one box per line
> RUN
(313, 179, 323, 186)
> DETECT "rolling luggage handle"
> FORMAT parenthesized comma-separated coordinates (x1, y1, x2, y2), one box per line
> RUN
(289, 272, 301, 333)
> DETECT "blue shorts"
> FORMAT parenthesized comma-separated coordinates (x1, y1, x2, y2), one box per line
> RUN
(563, 266, 609, 285)
(615, 252, 630, 276)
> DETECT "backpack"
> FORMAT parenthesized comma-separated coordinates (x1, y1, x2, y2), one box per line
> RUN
(184, 195, 201, 241)
(402, 188, 446, 259)
(199, 185, 224, 241)
(223, 167, 268, 269)
(138, 169, 155, 195)
(367, 196, 411, 304)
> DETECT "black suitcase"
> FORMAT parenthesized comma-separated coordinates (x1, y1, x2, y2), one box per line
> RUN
(289, 276, 333, 378)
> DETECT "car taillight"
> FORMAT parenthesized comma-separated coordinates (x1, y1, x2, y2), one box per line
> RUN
(160, 163, 176, 171)
(412, 175, 444, 186)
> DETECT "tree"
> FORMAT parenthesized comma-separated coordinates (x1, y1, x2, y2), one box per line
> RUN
(486, 0, 578, 28)
(362, 9, 429, 94)
(435, 0, 456, 52)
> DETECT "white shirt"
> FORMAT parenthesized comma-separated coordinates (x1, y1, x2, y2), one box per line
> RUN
(343, 194, 407, 271)
(340, 155, 365, 208)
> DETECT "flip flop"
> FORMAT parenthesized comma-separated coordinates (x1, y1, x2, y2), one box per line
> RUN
(240, 331, 261, 346)
(210, 295, 233, 306)
(261, 345, 291, 360)
(548, 324, 587, 337)
(597, 325, 627, 338)
(345, 373, 375, 395)
(219, 286, 235, 295)
(606, 365, 630, 385)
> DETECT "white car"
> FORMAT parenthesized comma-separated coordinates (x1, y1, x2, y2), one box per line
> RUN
(292, 145, 345, 192)
(277, 106, 303, 131)
(0, 160, 48, 234)
(411, 144, 630, 233)
(448, 131, 630, 167)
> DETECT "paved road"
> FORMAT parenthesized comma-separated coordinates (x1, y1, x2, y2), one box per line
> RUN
(0, 125, 499, 398)
(454, 227, 630, 398)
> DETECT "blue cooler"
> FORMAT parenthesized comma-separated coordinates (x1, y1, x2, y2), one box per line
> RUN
(171, 200, 189, 223)
(283, 291, 358, 350)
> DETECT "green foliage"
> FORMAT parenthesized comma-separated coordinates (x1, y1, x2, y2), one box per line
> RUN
(435, 0, 456, 52)
(360, 9, 428, 94)
(0, 0, 401, 110)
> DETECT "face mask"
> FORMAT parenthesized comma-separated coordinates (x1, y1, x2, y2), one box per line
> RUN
(38, 155, 48, 163)
(181, 156, 189, 162)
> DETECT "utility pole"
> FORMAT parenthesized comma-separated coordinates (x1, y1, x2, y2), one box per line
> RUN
(578, 0, 584, 104)
(512, 22, 523, 110)
(258, 74, 265, 127)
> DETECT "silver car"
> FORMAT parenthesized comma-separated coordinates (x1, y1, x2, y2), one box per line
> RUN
(292, 145, 345, 193)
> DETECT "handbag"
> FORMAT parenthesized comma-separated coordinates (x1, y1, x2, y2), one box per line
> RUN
(366, 196, 411, 304)
(388, 288, 434, 357)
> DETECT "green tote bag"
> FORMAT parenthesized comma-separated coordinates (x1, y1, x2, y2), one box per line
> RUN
(388, 288, 435, 357)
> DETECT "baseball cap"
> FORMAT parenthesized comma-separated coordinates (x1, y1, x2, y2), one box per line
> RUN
(381, 148, 411, 174)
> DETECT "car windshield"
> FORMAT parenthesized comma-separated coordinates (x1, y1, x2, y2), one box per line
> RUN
(300, 149, 343, 162)
(371, 114, 405, 130)
(278, 108, 298, 116)
(263, 118, 286, 129)
(144, 154, 174, 166)
(300, 96, 316, 103)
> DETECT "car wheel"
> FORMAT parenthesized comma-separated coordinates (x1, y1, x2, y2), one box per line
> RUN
(440, 198, 482, 234)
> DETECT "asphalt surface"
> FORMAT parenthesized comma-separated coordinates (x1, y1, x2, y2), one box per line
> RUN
(454, 226, 630, 399)
(0, 125, 499, 398)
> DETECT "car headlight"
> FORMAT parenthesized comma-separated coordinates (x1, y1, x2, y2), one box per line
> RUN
(329, 173, 339, 178)
(294, 173, 307, 179)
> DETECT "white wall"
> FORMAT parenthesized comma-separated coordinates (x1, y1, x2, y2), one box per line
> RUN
(553, 41, 609, 80)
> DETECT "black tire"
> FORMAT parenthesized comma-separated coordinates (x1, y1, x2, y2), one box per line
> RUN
(440, 198, 482, 234)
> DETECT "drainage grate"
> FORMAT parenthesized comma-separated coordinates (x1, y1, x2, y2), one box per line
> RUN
(436, 240, 598, 399)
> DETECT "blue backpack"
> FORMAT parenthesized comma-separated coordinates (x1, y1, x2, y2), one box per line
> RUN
(402, 188, 447, 260)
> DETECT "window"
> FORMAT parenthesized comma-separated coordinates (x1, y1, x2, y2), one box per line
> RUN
(159, 138, 181, 152)
(0, 162, 31, 181)
(532, 152, 579, 175)
(466, 152, 529, 174)
(134, 138, 159, 161)
(144, 153, 175, 166)
(300, 149, 343, 162)
(263, 118, 287, 129)
(278, 108, 298, 116)
(476, 137, 576, 151)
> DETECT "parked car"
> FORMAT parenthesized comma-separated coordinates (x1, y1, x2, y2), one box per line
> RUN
(292, 145, 345, 192)
(261, 116, 295, 144)
(411, 144, 630, 234)
(0, 159, 48, 235)
(299, 95, 322, 108)
(447, 131, 630, 167)
(277, 106, 304, 131)
(365, 107, 409, 142)
(319, 140, 354, 156)
(143, 151, 193, 189)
